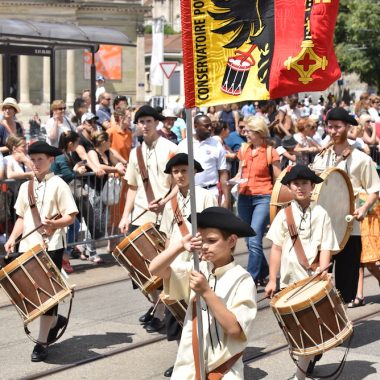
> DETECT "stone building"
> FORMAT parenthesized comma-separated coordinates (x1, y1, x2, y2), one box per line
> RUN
(0, 0, 150, 117)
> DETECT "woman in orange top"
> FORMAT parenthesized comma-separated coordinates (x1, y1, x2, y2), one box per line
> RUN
(235, 116, 281, 285)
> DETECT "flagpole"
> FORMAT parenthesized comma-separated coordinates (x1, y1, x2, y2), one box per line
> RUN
(185, 108, 206, 380)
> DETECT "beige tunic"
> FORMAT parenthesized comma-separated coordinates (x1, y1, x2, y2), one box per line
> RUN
(266, 201, 340, 288)
(164, 260, 257, 380)
(313, 147, 380, 235)
(125, 137, 177, 226)
(14, 173, 78, 252)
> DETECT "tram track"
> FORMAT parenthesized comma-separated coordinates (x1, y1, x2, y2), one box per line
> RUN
(19, 304, 380, 380)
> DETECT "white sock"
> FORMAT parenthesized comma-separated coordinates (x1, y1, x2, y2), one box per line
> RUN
(294, 355, 314, 380)
(37, 315, 56, 345)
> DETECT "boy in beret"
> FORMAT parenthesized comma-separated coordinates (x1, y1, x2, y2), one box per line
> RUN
(312, 107, 380, 307)
(5, 141, 78, 362)
(159, 153, 217, 377)
(119, 105, 177, 332)
(150, 207, 257, 379)
(265, 164, 340, 379)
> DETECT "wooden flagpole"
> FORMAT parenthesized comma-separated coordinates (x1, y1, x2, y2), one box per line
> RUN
(185, 108, 206, 380)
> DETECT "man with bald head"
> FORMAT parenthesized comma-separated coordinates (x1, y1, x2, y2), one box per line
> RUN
(178, 114, 230, 208)
(96, 92, 112, 130)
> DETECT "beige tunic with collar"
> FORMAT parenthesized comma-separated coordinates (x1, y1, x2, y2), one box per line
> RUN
(164, 260, 257, 380)
(125, 137, 177, 226)
(14, 173, 78, 253)
(312, 147, 380, 235)
(266, 201, 340, 288)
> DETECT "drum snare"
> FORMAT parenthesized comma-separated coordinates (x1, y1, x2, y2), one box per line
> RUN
(270, 277, 353, 356)
(0, 244, 73, 325)
(113, 223, 166, 300)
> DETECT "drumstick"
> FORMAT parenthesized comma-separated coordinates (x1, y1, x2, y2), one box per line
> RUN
(285, 262, 333, 302)
(4, 214, 60, 260)
(130, 198, 163, 225)
(345, 214, 354, 222)
(257, 295, 270, 304)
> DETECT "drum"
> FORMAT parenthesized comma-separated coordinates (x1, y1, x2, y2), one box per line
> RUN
(160, 292, 188, 327)
(113, 223, 166, 300)
(221, 57, 252, 96)
(359, 193, 380, 263)
(270, 277, 353, 357)
(0, 244, 72, 325)
(270, 167, 354, 250)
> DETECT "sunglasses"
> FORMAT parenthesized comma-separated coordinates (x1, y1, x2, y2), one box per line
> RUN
(56, 107, 66, 111)
(104, 98, 111, 101)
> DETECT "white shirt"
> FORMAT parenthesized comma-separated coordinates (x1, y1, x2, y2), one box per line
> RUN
(125, 137, 177, 226)
(266, 201, 340, 288)
(178, 137, 227, 188)
(4, 155, 32, 175)
(45, 116, 73, 147)
(14, 173, 78, 252)
(313, 147, 380, 235)
(164, 260, 257, 379)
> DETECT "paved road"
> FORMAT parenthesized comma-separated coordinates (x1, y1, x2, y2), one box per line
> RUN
(0, 239, 379, 379)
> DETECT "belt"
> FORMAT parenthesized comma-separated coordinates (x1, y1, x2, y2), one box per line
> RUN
(202, 183, 218, 189)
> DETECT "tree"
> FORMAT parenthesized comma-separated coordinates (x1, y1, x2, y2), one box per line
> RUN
(335, 0, 380, 91)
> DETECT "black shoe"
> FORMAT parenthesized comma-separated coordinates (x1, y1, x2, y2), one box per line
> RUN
(307, 353, 323, 375)
(139, 307, 154, 324)
(47, 314, 67, 344)
(164, 366, 174, 377)
(31, 344, 48, 362)
(144, 317, 165, 333)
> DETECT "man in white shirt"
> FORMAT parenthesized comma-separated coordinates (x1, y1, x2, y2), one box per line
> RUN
(178, 114, 230, 208)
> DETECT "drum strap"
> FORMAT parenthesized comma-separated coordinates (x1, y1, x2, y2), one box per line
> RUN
(28, 179, 43, 231)
(284, 206, 310, 271)
(192, 298, 243, 380)
(136, 145, 155, 204)
(171, 196, 190, 237)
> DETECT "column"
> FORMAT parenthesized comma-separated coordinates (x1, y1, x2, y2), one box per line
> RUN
(66, 49, 76, 105)
(0, 55, 3, 101)
(135, 23, 146, 105)
(42, 56, 50, 104)
(19, 55, 30, 104)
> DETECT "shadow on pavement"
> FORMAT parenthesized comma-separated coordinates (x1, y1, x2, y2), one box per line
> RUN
(314, 360, 377, 380)
(349, 318, 380, 348)
(44, 332, 134, 365)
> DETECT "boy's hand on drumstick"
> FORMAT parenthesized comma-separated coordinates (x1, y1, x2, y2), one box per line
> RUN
(353, 206, 367, 221)
(265, 280, 277, 299)
(190, 270, 211, 296)
(148, 199, 164, 214)
(41, 217, 56, 236)
(118, 216, 130, 234)
(4, 239, 16, 255)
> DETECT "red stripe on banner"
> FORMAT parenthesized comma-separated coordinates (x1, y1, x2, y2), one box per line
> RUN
(181, 0, 196, 108)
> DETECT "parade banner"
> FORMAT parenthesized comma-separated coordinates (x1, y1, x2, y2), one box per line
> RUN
(181, 0, 341, 108)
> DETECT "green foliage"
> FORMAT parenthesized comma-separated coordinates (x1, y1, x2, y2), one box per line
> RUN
(335, 0, 380, 91)
(144, 24, 179, 35)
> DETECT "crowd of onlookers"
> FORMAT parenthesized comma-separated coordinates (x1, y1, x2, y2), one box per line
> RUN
(0, 74, 379, 274)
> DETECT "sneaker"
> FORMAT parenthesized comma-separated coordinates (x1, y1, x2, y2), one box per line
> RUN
(88, 256, 105, 264)
(62, 259, 74, 274)
(69, 247, 81, 259)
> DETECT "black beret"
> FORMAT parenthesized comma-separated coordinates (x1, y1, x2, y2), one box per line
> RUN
(134, 105, 161, 124)
(281, 164, 323, 185)
(188, 207, 256, 237)
(164, 153, 203, 174)
(28, 141, 62, 157)
(325, 107, 358, 126)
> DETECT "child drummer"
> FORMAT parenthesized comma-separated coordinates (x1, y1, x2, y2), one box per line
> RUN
(150, 207, 257, 379)
(4, 141, 78, 362)
(264, 164, 340, 379)
(159, 153, 218, 377)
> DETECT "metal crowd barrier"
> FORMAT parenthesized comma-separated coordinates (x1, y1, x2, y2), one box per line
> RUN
(0, 173, 126, 253)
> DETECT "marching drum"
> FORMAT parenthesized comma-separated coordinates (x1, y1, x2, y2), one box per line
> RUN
(0, 244, 72, 325)
(113, 223, 166, 300)
(270, 167, 354, 250)
(270, 277, 353, 357)
(221, 57, 252, 96)
(160, 292, 187, 327)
